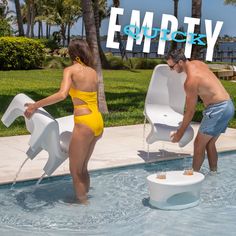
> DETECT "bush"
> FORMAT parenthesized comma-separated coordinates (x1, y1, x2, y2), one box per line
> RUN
(0, 19, 12, 37)
(107, 55, 129, 69)
(36, 38, 60, 51)
(0, 37, 45, 70)
(131, 58, 166, 69)
(58, 47, 68, 57)
(105, 54, 165, 70)
(43, 56, 71, 69)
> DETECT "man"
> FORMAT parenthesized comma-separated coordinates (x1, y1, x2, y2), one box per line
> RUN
(166, 49, 235, 172)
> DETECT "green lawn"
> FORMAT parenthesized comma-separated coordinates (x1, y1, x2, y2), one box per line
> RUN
(0, 69, 235, 136)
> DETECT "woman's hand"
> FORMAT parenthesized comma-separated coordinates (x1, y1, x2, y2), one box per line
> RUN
(24, 103, 37, 119)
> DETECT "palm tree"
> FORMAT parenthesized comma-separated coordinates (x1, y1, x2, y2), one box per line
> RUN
(113, 0, 129, 61)
(22, 0, 36, 37)
(40, 0, 57, 39)
(173, 0, 179, 18)
(42, 0, 81, 45)
(93, 0, 109, 68)
(171, 0, 179, 50)
(14, 0, 24, 36)
(81, 0, 108, 113)
(63, 0, 82, 45)
(21, 0, 44, 38)
(0, 0, 13, 36)
(191, 0, 202, 59)
(34, 0, 45, 38)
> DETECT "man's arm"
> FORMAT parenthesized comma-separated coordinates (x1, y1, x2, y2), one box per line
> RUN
(171, 79, 198, 142)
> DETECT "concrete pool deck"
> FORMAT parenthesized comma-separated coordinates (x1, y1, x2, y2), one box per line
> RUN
(0, 123, 235, 184)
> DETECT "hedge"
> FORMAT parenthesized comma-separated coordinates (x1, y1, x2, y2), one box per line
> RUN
(105, 54, 166, 70)
(0, 37, 45, 70)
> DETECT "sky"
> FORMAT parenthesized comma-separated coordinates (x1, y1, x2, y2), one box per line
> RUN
(8, 0, 236, 37)
(99, 0, 236, 37)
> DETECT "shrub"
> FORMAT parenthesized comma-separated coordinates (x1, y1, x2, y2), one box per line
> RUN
(58, 47, 68, 57)
(106, 55, 130, 69)
(131, 58, 166, 69)
(0, 37, 45, 70)
(43, 56, 71, 69)
(36, 38, 60, 51)
(105, 54, 165, 70)
(0, 19, 12, 37)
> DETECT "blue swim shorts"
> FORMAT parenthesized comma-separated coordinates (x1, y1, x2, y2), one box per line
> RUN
(199, 99, 235, 137)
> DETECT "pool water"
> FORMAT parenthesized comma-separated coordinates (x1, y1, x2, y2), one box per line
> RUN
(0, 152, 236, 236)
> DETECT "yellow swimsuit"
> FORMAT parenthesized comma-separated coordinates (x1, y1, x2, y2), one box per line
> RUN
(69, 87, 104, 137)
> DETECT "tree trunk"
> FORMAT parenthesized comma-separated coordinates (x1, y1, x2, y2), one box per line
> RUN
(49, 24, 51, 38)
(116, 17, 129, 61)
(30, 1, 35, 38)
(113, 1, 129, 62)
(93, 0, 109, 68)
(14, 0, 24, 36)
(61, 23, 66, 47)
(81, 0, 108, 113)
(26, 3, 31, 37)
(38, 21, 40, 38)
(46, 23, 49, 38)
(40, 21, 43, 38)
(191, 0, 202, 59)
(171, 0, 179, 50)
(67, 22, 71, 46)
(81, 18, 84, 38)
(174, 0, 179, 18)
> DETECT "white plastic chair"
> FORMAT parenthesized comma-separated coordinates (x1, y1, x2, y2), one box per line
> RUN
(1, 93, 74, 176)
(144, 64, 194, 147)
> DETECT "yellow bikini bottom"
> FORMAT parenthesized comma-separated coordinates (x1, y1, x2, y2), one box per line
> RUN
(73, 105, 104, 137)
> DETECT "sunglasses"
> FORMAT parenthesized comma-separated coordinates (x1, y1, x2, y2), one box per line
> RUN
(168, 62, 178, 69)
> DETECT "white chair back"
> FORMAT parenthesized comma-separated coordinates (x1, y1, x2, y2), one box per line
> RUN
(145, 64, 187, 114)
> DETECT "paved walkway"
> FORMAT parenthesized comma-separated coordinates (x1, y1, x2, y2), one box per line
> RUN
(0, 123, 235, 184)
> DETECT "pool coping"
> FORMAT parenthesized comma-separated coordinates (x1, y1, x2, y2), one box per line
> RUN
(0, 149, 236, 189)
(0, 123, 235, 185)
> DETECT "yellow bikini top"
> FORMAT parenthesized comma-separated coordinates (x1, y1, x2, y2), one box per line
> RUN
(69, 87, 98, 108)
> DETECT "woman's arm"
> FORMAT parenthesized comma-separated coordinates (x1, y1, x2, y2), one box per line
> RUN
(24, 68, 72, 119)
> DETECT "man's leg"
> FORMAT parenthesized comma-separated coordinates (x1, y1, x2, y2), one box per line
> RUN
(206, 135, 220, 172)
(192, 132, 213, 171)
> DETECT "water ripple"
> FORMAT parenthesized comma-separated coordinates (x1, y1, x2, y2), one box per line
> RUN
(0, 153, 235, 235)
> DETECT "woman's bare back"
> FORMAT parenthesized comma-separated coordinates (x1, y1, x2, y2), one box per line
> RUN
(70, 64, 98, 92)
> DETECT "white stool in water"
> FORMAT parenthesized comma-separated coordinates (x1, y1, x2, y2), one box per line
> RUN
(147, 171, 205, 210)
(1, 93, 73, 176)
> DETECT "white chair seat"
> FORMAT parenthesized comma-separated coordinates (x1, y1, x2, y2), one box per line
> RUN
(145, 104, 183, 127)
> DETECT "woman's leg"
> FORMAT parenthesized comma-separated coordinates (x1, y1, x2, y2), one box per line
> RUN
(82, 134, 102, 192)
(69, 124, 94, 203)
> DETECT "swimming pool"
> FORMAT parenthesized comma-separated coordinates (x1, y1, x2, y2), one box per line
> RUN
(0, 151, 236, 236)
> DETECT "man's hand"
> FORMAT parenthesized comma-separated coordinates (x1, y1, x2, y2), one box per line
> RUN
(170, 130, 183, 143)
(24, 103, 37, 119)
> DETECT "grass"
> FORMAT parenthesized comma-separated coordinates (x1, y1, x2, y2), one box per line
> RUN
(0, 69, 236, 137)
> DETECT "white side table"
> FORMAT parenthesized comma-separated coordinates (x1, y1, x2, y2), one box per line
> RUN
(147, 171, 205, 210)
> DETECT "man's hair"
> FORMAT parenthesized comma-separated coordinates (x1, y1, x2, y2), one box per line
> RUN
(166, 48, 187, 63)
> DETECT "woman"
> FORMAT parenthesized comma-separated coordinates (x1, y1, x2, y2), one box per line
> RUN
(24, 39, 104, 204)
